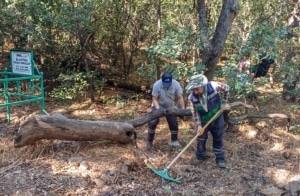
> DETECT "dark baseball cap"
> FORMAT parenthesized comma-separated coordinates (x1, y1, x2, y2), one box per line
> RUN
(162, 72, 172, 88)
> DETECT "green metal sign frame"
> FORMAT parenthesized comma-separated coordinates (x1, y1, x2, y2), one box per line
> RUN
(0, 49, 45, 123)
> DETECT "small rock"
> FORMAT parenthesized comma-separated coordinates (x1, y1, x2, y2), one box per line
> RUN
(46, 191, 57, 196)
(120, 165, 129, 174)
(75, 179, 88, 188)
(261, 185, 284, 196)
(288, 175, 300, 196)
(79, 161, 89, 170)
(68, 157, 83, 164)
(123, 160, 132, 166)
(282, 151, 291, 159)
(13, 170, 22, 174)
(102, 192, 112, 196)
(107, 169, 116, 176)
(94, 178, 105, 187)
(81, 172, 89, 178)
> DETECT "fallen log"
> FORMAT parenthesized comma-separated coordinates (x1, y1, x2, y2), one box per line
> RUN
(127, 101, 254, 127)
(14, 113, 136, 148)
(14, 102, 254, 147)
(231, 113, 296, 121)
(15, 101, 294, 148)
(230, 113, 298, 132)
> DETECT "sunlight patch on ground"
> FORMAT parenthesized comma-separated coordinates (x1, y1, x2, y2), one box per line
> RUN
(72, 109, 95, 116)
(0, 112, 6, 118)
(294, 147, 300, 154)
(247, 129, 258, 139)
(264, 168, 291, 186)
(270, 142, 285, 152)
(69, 100, 93, 110)
(52, 108, 67, 113)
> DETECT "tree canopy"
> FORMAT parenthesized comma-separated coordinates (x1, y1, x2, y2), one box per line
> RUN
(0, 0, 299, 102)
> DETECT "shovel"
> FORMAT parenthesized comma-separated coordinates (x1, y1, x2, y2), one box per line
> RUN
(147, 109, 224, 183)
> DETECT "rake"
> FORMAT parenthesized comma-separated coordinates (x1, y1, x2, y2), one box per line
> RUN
(147, 109, 224, 183)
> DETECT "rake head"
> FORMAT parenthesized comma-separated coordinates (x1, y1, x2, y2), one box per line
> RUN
(147, 165, 181, 183)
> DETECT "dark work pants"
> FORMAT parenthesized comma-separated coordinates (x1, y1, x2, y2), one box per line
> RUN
(196, 113, 225, 163)
(147, 108, 178, 142)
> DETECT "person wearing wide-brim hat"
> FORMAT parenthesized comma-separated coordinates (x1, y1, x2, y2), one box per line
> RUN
(186, 74, 230, 168)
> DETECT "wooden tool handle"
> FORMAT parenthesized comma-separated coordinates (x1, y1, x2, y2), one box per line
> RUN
(166, 109, 224, 170)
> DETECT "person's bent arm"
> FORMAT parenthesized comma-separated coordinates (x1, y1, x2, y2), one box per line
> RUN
(152, 96, 160, 109)
(177, 94, 185, 109)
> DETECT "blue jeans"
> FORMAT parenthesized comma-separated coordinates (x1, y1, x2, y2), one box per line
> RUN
(196, 113, 225, 163)
(148, 107, 179, 142)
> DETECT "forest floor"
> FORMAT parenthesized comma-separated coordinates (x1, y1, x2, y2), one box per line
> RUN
(0, 80, 300, 196)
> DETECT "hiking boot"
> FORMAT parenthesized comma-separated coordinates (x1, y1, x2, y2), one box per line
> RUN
(146, 141, 153, 150)
(168, 140, 182, 147)
(217, 161, 226, 169)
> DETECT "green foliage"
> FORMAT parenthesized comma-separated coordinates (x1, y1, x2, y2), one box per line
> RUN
(223, 19, 300, 101)
(290, 125, 300, 135)
(182, 129, 192, 135)
(99, 96, 117, 105)
(1, 0, 299, 102)
(287, 104, 300, 114)
(219, 62, 256, 99)
(279, 56, 300, 83)
(286, 105, 300, 135)
(246, 23, 286, 61)
(138, 27, 204, 81)
(50, 71, 89, 100)
(50, 70, 106, 101)
(162, 185, 172, 194)
(136, 64, 157, 81)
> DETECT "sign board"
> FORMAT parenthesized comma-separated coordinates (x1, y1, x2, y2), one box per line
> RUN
(10, 50, 34, 75)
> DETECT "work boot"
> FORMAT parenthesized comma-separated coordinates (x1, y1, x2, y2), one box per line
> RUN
(146, 141, 153, 150)
(168, 140, 182, 147)
(216, 161, 226, 169)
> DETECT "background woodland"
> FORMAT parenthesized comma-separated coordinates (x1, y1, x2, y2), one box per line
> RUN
(0, 0, 299, 103)
(1, 0, 300, 195)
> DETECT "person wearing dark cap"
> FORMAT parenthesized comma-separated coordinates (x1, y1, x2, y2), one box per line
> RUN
(146, 72, 185, 150)
(186, 74, 230, 168)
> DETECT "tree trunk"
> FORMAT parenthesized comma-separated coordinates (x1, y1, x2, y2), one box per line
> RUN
(197, 0, 239, 80)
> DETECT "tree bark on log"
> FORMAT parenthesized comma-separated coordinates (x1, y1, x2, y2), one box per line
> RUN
(231, 113, 295, 121)
(14, 113, 136, 148)
(127, 101, 254, 127)
(14, 101, 297, 148)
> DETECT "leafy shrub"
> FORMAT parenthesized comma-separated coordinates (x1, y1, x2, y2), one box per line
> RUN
(220, 61, 256, 99)
(138, 27, 204, 82)
(50, 71, 89, 100)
